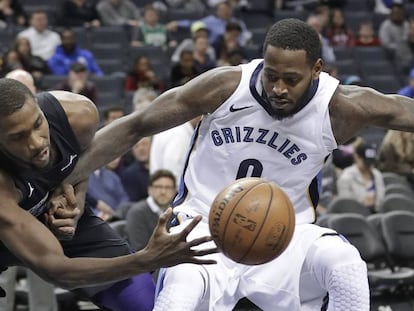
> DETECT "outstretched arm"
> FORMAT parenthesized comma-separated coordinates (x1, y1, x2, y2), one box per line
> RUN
(66, 66, 241, 185)
(330, 85, 414, 144)
(0, 172, 217, 290)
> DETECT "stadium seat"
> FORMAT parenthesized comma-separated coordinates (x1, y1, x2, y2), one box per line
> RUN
(333, 59, 360, 76)
(381, 211, 414, 268)
(344, 11, 372, 33)
(39, 75, 66, 91)
(274, 10, 308, 22)
(166, 8, 205, 22)
(327, 213, 414, 289)
(377, 193, 414, 213)
(326, 197, 372, 216)
(384, 184, 414, 198)
(238, 11, 273, 29)
(109, 220, 127, 240)
(382, 172, 410, 187)
(332, 46, 354, 61)
(250, 28, 268, 46)
(359, 61, 395, 79)
(365, 75, 402, 94)
(89, 27, 129, 49)
(353, 46, 388, 62)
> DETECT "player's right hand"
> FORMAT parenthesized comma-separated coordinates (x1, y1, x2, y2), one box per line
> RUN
(139, 208, 218, 270)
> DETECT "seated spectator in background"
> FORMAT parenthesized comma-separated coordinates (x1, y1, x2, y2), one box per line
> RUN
(150, 117, 200, 184)
(13, 37, 49, 81)
(396, 17, 414, 75)
(379, 130, 414, 180)
(170, 49, 198, 87)
(325, 8, 355, 47)
(337, 140, 385, 212)
(119, 137, 152, 202)
(307, 14, 336, 63)
(48, 28, 103, 76)
(167, 1, 251, 47)
(355, 21, 381, 46)
(102, 105, 125, 126)
(379, 3, 409, 60)
(193, 35, 216, 74)
(397, 68, 414, 98)
(59, 0, 101, 28)
(126, 170, 176, 251)
(224, 48, 247, 66)
(132, 87, 158, 110)
(17, 11, 61, 61)
(213, 21, 244, 65)
(87, 157, 130, 220)
(124, 55, 164, 92)
(131, 4, 172, 48)
(96, 0, 141, 43)
(0, 0, 27, 27)
(56, 61, 98, 103)
(171, 21, 216, 64)
(0, 49, 22, 76)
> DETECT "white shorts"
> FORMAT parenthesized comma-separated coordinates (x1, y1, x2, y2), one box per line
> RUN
(157, 217, 336, 311)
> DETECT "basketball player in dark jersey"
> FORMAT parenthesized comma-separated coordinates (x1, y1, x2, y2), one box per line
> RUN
(0, 79, 217, 311)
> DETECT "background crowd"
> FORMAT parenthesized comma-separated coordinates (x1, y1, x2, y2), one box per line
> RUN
(1, 0, 414, 310)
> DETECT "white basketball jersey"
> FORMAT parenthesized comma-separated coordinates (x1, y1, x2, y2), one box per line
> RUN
(174, 59, 339, 224)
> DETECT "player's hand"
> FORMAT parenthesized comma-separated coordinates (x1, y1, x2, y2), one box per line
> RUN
(45, 184, 80, 240)
(139, 208, 218, 270)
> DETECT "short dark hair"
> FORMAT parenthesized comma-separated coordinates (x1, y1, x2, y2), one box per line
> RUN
(0, 78, 36, 116)
(149, 169, 176, 187)
(263, 18, 321, 65)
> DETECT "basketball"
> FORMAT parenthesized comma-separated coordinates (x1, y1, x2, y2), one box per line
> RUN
(208, 177, 295, 265)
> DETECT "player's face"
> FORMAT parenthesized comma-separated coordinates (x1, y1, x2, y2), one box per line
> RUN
(149, 177, 176, 209)
(0, 99, 51, 169)
(261, 45, 322, 120)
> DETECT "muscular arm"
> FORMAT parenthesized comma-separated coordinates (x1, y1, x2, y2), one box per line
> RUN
(330, 85, 414, 144)
(67, 66, 241, 185)
(0, 170, 216, 290)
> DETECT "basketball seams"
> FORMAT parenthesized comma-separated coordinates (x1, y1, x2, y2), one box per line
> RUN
(238, 182, 274, 264)
(221, 180, 267, 257)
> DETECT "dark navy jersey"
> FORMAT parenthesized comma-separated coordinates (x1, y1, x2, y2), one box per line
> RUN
(0, 92, 82, 217)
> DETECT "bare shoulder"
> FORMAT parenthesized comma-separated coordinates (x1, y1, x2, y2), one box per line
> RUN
(329, 84, 402, 144)
(176, 65, 242, 114)
(48, 91, 99, 151)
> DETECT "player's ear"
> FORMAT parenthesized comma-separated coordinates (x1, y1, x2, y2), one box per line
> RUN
(312, 58, 323, 79)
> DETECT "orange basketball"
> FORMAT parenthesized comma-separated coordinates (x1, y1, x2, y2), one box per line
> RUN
(209, 177, 295, 265)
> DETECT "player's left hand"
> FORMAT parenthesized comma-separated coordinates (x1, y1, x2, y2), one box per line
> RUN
(45, 184, 80, 240)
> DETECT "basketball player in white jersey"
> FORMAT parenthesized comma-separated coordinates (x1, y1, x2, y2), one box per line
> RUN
(68, 18, 414, 310)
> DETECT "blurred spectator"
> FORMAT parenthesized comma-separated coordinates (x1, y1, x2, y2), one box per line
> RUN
(213, 21, 244, 65)
(87, 157, 130, 220)
(124, 55, 164, 92)
(325, 8, 355, 47)
(307, 14, 336, 62)
(164, 0, 205, 10)
(17, 11, 61, 61)
(337, 140, 385, 212)
(355, 21, 381, 46)
(225, 48, 247, 66)
(171, 20, 216, 64)
(132, 87, 157, 110)
(0, 49, 22, 76)
(313, 4, 331, 32)
(0, 0, 26, 27)
(13, 37, 49, 81)
(170, 50, 198, 87)
(379, 129, 414, 178)
(119, 137, 152, 202)
(96, 0, 141, 43)
(126, 169, 176, 251)
(379, 3, 409, 59)
(56, 61, 98, 103)
(131, 4, 172, 48)
(150, 117, 200, 184)
(59, 0, 101, 28)
(397, 68, 414, 97)
(48, 28, 103, 76)
(167, 1, 251, 46)
(193, 35, 216, 73)
(374, 0, 396, 14)
(102, 105, 125, 126)
(396, 17, 414, 75)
